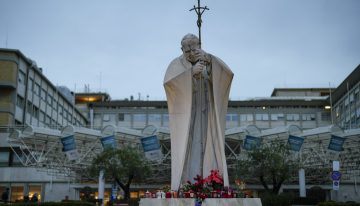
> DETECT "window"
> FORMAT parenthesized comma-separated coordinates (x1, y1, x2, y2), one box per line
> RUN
(59, 105, 63, 115)
(103, 114, 110, 121)
(39, 111, 45, 122)
(18, 71, 26, 84)
(34, 83, 40, 95)
(29, 185, 42, 202)
(226, 113, 238, 121)
(287, 114, 300, 121)
(302, 114, 316, 121)
(148, 114, 161, 122)
(162, 114, 169, 126)
(63, 109, 68, 119)
(41, 88, 47, 100)
(118, 113, 125, 121)
(240, 114, 253, 122)
(133, 114, 146, 122)
(33, 106, 39, 119)
(133, 114, 146, 128)
(10, 186, 24, 202)
(16, 95, 25, 108)
(321, 112, 331, 121)
(45, 115, 51, 125)
(67, 112, 72, 121)
(47, 95, 53, 106)
(255, 113, 268, 121)
(0, 151, 9, 166)
(271, 114, 284, 121)
(148, 114, 161, 126)
(26, 102, 32, 114)
(28, 78, 34, 91)
(52, 100, 57, 110)
(11, 152, 23, 166)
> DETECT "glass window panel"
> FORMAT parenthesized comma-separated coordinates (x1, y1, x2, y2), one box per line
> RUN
(148, 114, 161, 126)
(10, 186, 24, 202)
(28, 78, 33, 91)
(34, 83, 40, 95)
(29, 185, 42, 202)
(118, 113, 125, 121)
(271, 114, 278, 121)
(0, 152, 9, 166)
(41, 88, 47, 100)
(18, 71, 26, 84)
(133, 114, 146, 128)
(162, 114, 169, 127)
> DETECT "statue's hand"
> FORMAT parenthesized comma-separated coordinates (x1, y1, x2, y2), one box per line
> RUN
(192, 60, 206, 76)
(194, 49, 209, 63)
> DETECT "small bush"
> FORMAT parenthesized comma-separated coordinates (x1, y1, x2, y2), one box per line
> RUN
(318, 202, 360, 206)
(260, 192, 293, 206)
(10, 201, 95, 206)
(112, 198, 139, 206)
(292, 196, 319, 205)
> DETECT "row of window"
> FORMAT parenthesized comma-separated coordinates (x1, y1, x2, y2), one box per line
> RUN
(96, 112, 319, 128)
(334, 82, 360, 129)
(17, 68, 85, 127)
(17, 94, 81, 127)
(227, 113, 316, 122)
(0, 185, 41, 202)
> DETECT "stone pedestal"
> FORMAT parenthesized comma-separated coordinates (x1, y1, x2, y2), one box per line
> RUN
(139, 198, 262, 206)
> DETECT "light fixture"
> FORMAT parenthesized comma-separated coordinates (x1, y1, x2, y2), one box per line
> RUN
(325, 106, 331, 110)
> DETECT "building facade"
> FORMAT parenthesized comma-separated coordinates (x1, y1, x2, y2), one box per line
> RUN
(0, 49, 88, 201)
(0, 48, 359, 203)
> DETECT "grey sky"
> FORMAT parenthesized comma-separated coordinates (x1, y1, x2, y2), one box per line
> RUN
(1, 0, 359, 100)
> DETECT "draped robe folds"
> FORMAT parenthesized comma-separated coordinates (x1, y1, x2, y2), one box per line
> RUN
(164, 54, 233, 191)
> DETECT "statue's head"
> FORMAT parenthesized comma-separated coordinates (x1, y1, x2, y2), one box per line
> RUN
(181, 33, 200, 64)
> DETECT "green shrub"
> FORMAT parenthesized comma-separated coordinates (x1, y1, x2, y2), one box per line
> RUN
(10, 201, 95, 206)
(318, 202, 360, 206)
(112, 198, 139, 206)
(292, 196, 319, 205)
(260, 192, 293, 206)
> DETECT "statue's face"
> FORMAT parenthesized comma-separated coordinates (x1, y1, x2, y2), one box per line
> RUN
(182, 39, 200, 64)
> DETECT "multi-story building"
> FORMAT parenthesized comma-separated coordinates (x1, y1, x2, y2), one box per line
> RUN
(0, 48, 87, 129)
(82, 89, 332, 131)
(0, 48, 359, 203)
(0, 48, 88, 201)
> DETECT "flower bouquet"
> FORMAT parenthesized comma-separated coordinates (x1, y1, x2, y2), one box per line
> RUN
(204, 169, 224, 191)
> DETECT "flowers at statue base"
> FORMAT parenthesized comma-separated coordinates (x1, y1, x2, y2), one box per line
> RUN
(181, 169, 230, 202)
(204, 169, 224, 191)
(182, 175, 210, 201)
(234, 179, 246, 198)
(235, 179, 246, 190)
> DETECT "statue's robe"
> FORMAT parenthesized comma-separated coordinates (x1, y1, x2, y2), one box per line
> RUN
(164, 54, 233, 191)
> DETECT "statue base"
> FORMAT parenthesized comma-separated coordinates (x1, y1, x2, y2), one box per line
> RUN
(139, 198, 262, 206)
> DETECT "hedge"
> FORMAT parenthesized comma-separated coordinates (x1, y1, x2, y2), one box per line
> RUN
(318, 202, 360, 206)
(7, 202, 95, 206)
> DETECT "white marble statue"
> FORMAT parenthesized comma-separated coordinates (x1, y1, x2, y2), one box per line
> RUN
(164, 34, 233, 191)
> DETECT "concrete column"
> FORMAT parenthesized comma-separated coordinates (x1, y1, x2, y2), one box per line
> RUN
(299, 168, 306, 197)
(98, 170, 105, 206)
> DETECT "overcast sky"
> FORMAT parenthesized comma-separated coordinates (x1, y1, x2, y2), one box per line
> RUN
(1, 0, 359, 100)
